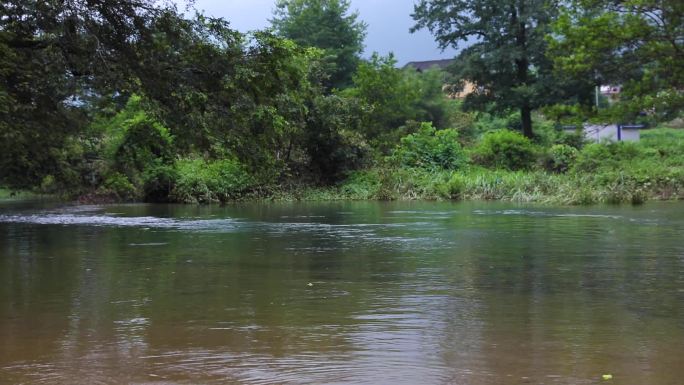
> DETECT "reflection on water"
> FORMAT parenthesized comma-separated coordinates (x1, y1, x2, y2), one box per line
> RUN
(1, 201, 683, 384)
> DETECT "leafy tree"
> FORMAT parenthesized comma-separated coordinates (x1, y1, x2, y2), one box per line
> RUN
(342, 54, 421, 140)
(412, 0, 592, 138)
(0, 0, 331, 188)
(342, 53, 460, 151)
(302, 95, 370, 183)
(550, 0, 684, 121)
(0, 0, 174, 188)
(271, 0, 367, 90)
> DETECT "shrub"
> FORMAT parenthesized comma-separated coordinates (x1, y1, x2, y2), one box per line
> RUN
(473, 130, 538, 170)
(446, 173, 466, 198)
(143, 164, 179, 202)
(113, 116, 174, 179)
(573, 143, 613, 172)
(170, 158, 254, 203)
(100, 172, 139, 201)
(544, 144, 579, 173)
(391, 122, 467, 170)
(339, 170, 382, 199)
(39, 175, 57, 194)
(304, 95, 371, 182)
(573, 141, 645, 173)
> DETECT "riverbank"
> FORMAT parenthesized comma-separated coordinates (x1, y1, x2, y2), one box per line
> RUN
(0, 189, 45, 201)
(133, 128, 684, 205)
(7, 128, 683, 206)
(71, 165, 682, 206)
(273, 167, 683, 205)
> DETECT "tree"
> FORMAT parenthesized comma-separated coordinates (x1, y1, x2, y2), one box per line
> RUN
(341, 53, 462, 151)
(0, 0, 168, 188)
(550, 0, 684, 121)
(342, 54, 421, 140)
(271, 0, 367, 90)
(0, 0, 326, 188)
(412, 0, 590, 138)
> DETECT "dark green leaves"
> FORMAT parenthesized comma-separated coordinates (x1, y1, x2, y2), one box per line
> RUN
(271, 0, 367, 90)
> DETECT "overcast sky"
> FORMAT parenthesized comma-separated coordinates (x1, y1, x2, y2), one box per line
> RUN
(186, 0, 457, 66)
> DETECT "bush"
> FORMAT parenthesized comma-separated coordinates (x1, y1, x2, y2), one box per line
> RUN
(143, 164, 178, 202)
(335, 170, 380, 199)
(95, 96, 175, 190)
(446, 173, 466, 198)
(391, 122, 467, 170)
(473, 130, 539, 170)
(170, 158, 254, 203)
(544, 144, 579, 173)
(573, 142, 645, 173)
(100, 172, 139, 201)
(573, 143, 613, 172)
(554, 130, 586, 149)
(304, 95, 371, 183)
(39, 175, 57, 194)
(113, 116, 174, 180)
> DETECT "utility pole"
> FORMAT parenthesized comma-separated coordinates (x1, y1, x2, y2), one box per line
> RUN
(595, 85, 600, 109)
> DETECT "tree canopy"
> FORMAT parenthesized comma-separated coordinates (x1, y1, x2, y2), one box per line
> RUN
(271, 0, 367, 90)
(411, 0, 593, 137)
(0, 0, 324, 188)
(0, 0, 168, 187)
(549, 0, 684, 121)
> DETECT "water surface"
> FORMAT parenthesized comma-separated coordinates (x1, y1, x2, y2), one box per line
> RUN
(1, 201, 683, 384)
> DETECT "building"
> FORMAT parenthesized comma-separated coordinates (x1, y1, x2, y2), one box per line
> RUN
(403, 59, 477, 99)
(563, 124, 645, 142)
(403, 59, 455, 72)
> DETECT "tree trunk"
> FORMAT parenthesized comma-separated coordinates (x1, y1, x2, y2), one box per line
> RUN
(512, 6, 533, 139)
(521, 105, 533, 138)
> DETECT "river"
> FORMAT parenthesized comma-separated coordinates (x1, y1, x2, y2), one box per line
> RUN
(1, 201, 683, 384)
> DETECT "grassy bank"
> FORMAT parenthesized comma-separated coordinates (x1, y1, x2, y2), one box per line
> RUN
(17, 128, 684, 206)
(0, 189, 44, 201)
(295, 167, 681, 205)
(262, 128, 684, 205)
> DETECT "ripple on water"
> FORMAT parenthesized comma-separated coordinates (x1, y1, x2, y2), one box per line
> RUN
(0, 211, 452, 252)
(0, 213, 241, 232)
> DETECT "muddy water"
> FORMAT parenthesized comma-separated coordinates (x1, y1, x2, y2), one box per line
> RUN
(1, 201, 683, 384)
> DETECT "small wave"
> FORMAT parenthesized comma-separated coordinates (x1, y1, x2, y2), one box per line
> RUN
(473, 209, 623, 220)
(0, 214, 240, 232)
(0, 212, 447, 248)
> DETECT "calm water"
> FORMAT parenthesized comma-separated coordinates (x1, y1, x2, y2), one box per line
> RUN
(0, 201, 683, 385)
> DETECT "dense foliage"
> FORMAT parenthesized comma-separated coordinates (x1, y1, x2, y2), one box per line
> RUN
(472, 130, 539, 171)
(1, 0, 682, 206)
(341, 54, 459, 150)
(271, 0, 367, 90)
(411, 0, 595, 137)
(550, 0, 684, 121)
(391, 123, 467, 171)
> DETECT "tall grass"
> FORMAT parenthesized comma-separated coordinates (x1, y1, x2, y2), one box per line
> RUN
(0, 188, 43, 201)
(60, 127, 684, 205)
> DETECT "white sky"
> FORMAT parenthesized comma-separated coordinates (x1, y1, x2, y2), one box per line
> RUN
(185, 0, 457, 66)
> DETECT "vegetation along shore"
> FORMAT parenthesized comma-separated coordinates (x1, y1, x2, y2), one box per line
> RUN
(1, 0, 682, 205)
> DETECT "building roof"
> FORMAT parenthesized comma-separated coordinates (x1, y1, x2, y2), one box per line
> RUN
(403, 59, 455, 71)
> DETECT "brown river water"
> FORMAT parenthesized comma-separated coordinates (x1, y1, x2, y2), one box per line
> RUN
(0, 201, 683, 384)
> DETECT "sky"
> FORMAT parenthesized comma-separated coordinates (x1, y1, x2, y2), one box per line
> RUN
(185, 0, 458, 66)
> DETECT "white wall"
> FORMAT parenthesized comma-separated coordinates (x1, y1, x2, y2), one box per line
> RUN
(621, 128, 640, 142)
(563, 125, 640, 142)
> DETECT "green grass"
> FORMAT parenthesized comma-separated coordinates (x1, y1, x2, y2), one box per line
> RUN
(10, 128, 682, 206)
(303, 128, 684, 205)
(0, 188, 43, 201)
(195, 129, 684, 205)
